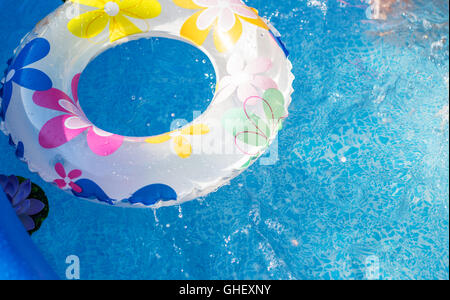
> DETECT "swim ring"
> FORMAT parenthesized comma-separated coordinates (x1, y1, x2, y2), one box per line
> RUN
(0, 0, 294, 208)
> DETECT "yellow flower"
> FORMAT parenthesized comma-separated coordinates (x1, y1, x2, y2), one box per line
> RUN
(67, 0, 162, 42)
(173, 0, 269, 52)
(145, 124, 210, 158)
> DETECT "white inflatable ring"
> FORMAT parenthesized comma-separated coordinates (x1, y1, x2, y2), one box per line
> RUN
(0, 0, 294, 208)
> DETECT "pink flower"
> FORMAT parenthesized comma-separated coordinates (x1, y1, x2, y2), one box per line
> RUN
(194, 0, 259, 32)
(215, 55, 278, 104)
(53, 163, 82, 193)
(33, 74, 123, 156)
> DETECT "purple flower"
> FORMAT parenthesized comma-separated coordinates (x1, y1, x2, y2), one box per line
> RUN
(0, 175, 45, 231)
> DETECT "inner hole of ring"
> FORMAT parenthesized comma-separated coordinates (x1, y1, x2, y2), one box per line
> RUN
(77, 37, 216, 137)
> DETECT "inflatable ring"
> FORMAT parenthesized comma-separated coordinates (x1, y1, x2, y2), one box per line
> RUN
(0, 0, 294, 208)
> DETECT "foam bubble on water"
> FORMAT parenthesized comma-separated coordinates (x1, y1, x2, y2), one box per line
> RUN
(264, 219, 285, 234)
(436, 105, 449, 128)
(307, 0, 328, 16)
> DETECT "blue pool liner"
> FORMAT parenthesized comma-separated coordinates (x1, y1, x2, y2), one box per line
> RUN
(0, 186, 58, 280)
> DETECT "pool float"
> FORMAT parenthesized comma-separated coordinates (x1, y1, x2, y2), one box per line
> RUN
(0, 0, 294, 208)
(0, 185, 58, 280)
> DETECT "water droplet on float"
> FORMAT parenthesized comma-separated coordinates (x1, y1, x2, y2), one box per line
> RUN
(6, 69, 15, 82)
(178, 206, 183, 218)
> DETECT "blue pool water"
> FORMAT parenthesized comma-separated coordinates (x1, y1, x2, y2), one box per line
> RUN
(0, 0, 448, 279)
(79, 37, 216, 137)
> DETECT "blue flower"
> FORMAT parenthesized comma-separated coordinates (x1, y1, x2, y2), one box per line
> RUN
(70, 178, 177, 206)
(0, 175, 45, 231)
(8, 135, 25, 159)
(71, 178, 115, 205)
(126, 184, 178, 206)
(1, 38, 52, 120)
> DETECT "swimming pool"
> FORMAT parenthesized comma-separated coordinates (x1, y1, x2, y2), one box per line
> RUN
(0, 0, 448, 279)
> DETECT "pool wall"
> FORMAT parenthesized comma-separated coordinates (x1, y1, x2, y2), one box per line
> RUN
(0, 186, 58, 280)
